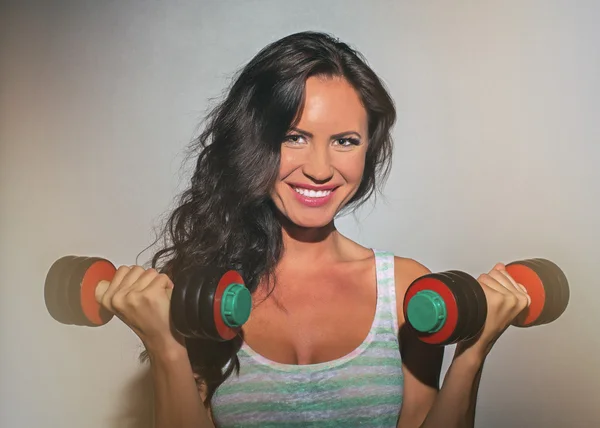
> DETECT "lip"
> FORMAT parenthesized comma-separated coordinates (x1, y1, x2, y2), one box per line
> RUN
(288, 183, 337, 208)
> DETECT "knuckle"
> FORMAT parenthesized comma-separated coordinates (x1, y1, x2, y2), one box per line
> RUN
(158, 273, 172, 284)
(130, 265, 144, 275)
(517, 294, 529, 308)
(111, 295, 126, 311)
(120, 292, 142, 311)
(138, 290, 159, 307)
(126, 291, 142, 306)
(140, 267, 158, 280)
(138, 289, 153, 301)
(488, 293, 503, 307)
(505, 294, 518, 307)
(116, 265, 130, 274)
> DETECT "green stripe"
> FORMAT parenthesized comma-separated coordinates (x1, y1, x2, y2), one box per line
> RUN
(378, 310, 394, 320)
(237, 355, 401, 375)
(371, 326, 396, 335)
(217, 372, 402, 395)
(215, 391, 402, 414)
(368, 339, 398, 349)
(221, 411, 400, 428)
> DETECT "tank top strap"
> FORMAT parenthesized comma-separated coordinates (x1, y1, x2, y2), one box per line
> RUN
(373, 249, 400, 338)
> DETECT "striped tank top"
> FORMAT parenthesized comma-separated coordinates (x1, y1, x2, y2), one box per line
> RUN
(211, 250, 404, 427)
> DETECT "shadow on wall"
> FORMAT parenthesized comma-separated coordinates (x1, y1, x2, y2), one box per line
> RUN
(109, 365, 154, 428)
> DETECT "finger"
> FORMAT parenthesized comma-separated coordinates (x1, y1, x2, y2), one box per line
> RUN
(126, 272, 173, 302)
(479, 274, 530, 314)
(139, 273, 175, 305)
(110, 266, 148, 314)
(492, 264, 525, 290)
(128, 268, 161, 293)
(493, 262, 506, 271)
(117, 265, 147, 295)
(147, 272, 174, 292)
(489, 269, 531, 306)
(477, 273, 510, 295)
(489, 269, 521, 294)
(101, 265, 131, 312)
(127, 272, 172, 300)
(499, 269, 530, 297)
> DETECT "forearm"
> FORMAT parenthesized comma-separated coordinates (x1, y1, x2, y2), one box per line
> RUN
(149, 346, 214, 428)
(419, 350, 484, 428)
(465, 356, 484, 427)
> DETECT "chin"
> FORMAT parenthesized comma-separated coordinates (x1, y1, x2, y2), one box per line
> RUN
(272, 189, 351, 229)
(283, 209, 337, 230)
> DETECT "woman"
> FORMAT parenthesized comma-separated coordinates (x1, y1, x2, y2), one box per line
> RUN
(100, 31, 530, 427)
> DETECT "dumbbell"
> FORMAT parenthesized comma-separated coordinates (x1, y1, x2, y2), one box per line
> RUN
(403, 258, 569, 345)
(44, 256, 252, 341)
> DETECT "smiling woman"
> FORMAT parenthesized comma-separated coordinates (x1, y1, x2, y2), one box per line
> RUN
(97, 31, 533, 428)
(272, 76, 370, 226)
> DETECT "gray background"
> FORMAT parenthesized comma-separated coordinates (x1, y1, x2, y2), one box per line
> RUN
(1, 1, 598, 427)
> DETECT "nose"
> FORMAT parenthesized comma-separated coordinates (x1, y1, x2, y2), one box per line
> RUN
(302, 145, 334, 183)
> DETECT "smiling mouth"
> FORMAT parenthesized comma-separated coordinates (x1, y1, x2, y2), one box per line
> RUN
(290, 185, 334, 198)
(286, 184, 340, 208)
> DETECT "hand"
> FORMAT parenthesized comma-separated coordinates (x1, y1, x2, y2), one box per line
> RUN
(100, 265, 185, 354)
(456, 263, 531, 360)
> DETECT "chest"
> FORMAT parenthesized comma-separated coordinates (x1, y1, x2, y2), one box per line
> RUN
(241, 263, 378, 365)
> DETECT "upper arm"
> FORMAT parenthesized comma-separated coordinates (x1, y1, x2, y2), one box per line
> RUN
(394, 257, 444, 427)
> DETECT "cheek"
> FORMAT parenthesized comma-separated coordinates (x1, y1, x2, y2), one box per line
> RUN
(336, 153, 367, 184)
(273, 152, 296, 197)
(278, 149, 306, 180)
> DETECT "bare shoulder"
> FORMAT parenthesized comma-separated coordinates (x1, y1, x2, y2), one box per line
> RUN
(392, 256, 432, 325)
(393, 256, 431, 283)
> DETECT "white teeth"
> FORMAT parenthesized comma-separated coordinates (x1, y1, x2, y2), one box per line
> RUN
(293, 187, 332, 198)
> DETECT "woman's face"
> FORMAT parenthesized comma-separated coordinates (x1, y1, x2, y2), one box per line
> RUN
(271, 75, 369, 229)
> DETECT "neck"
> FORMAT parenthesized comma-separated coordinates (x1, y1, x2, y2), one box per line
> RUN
(277, 214, 341, 264)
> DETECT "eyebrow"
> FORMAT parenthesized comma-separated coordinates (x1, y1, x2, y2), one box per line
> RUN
(290, 127, 362, 140)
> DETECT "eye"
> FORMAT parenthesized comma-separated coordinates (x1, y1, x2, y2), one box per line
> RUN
(283, 134, 307, 145)
(335, 138, 361, 147)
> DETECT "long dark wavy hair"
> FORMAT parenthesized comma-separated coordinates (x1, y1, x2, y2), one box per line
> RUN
(142, 31, 396, 408)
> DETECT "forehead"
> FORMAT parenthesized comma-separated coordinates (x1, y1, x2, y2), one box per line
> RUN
(295, 76, 367, 133)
